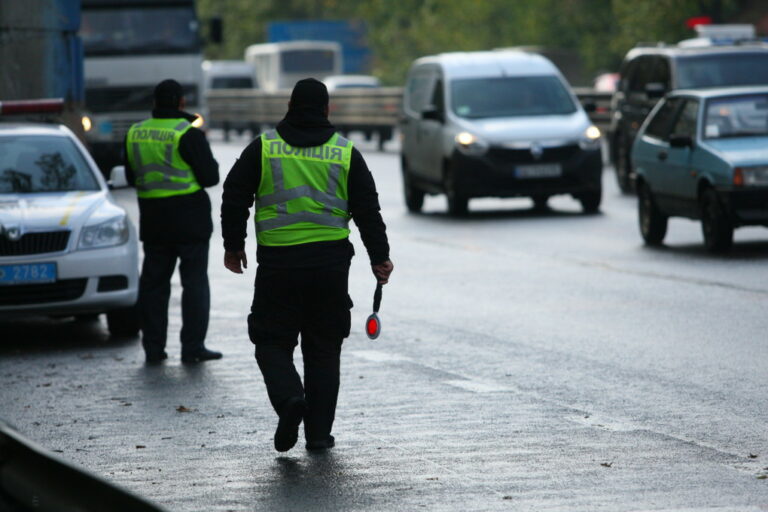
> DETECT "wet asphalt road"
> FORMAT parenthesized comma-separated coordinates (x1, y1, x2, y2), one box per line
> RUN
(1, 133, 768, 511)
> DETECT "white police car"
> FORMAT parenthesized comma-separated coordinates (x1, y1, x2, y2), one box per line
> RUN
(0, 100, 139, 335)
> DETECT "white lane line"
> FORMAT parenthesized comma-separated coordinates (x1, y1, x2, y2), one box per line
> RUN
(444, 379, 511, 393)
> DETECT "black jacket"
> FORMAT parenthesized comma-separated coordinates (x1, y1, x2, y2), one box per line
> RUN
(124, 108, 219, 244)
(221, 108, 389, 268)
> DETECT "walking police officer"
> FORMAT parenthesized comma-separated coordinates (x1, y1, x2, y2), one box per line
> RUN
(125, 79, 222, 364)
(221, 78, 393, 452)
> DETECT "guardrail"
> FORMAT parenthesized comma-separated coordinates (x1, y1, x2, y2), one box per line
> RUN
(207, 88, 613, 145)
(0, 419, 166, 512)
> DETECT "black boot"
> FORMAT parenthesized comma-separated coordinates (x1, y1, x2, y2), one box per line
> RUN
(181, 347, 222, 364)
(274, 397, 307, 452)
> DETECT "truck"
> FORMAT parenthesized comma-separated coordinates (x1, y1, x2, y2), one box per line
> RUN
(209, 40, 398, 149)
(0, 0, 85, 137)
(79, 0, 214, 173)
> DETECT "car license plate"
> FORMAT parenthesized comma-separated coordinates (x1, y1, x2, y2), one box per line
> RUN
(0, 262, 57, 285)
(515, 164, 562, 179)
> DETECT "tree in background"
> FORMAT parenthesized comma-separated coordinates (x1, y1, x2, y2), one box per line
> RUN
(198, 0, 748, 86)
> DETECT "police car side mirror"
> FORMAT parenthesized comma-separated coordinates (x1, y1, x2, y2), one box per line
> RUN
(109, 166, 129, 189)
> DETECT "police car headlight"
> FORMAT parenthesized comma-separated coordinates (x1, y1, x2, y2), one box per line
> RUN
(579, 125, 602, 150)
(78, 215, 129, 250)
(455, 131, 489, 156)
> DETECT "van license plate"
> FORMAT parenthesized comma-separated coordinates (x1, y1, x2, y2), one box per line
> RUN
(0, 262, 57, 285)
(515, 164, 562, 178)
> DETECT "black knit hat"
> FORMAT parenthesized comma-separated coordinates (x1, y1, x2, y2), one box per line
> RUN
(154, 79, 183, 108)
(289, 78, 329, 111)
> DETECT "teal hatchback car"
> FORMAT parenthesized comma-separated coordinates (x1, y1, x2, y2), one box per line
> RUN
(632, 87, 768, 252)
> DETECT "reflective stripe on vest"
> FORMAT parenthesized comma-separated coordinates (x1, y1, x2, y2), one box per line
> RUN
(126, 118, 201, 199)
(255, 130, 352, 246)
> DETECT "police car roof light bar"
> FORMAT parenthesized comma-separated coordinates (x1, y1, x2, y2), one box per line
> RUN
(0, 99, 65, 116)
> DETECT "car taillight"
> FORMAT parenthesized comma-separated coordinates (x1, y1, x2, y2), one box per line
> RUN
(0, 99, 64, 115)
(733, 167, 744, 186)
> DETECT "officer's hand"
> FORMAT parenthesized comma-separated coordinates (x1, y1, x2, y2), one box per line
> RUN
(371, 260, 394, 285)
(224, 250, 248, 274)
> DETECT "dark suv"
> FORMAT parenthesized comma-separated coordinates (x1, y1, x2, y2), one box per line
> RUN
(609, 44, 768, 193)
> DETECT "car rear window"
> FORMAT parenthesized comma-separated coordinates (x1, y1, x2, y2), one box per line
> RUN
(677, 53, 768, 89)
(451, 76, 577, 119)
(704, 94, 768, 139)
(0, 135, 100, 193)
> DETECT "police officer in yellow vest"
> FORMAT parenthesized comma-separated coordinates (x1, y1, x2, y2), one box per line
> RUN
(221, 78, 393, 452)
(125, 79, 222, 364)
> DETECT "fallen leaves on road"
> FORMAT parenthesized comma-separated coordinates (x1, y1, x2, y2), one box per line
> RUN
(748, 453, 759, 459)
(426, 477, 439, 481)
(600, 462, 613, 468)
(136, 445, 146, 449)
(176, 405, 195, 413)
(757, 475, 767, 480)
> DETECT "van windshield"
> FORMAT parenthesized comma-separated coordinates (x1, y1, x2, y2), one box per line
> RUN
(451, 76, 577, 119)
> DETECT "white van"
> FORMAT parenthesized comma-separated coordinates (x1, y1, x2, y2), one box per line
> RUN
(400, 50, 602, 215)
(202, 60, 256, 92)
(244, 41, 342, 92)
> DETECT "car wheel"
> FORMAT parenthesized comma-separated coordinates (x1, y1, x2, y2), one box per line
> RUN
(532, 195, 549, 210)
(107, 304, 140, 337)
(444, 166, 468, 216)
(700, 187, 733, 253)
(615, 133, 635, 194)
(401, 161, 425, 213)
(579, 188, 602, 214)
(638, 182, 667, 245)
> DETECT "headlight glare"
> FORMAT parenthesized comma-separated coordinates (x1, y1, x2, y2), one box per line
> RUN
(82, 115, 93, 132)
(579, 125, 602, 150)
(455, 131, 488, 156)
(192, 113, 204, 128)
(78, 216, 129, 250)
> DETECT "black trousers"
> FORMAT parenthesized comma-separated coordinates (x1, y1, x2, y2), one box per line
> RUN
(248, 263, 352, 442)
(139, 241, 210, 356)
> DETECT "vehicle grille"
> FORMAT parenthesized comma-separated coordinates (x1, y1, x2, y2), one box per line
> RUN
(0, 278, 87, 306)
(487, 144, 581, 165)
(0, 231, 71, 256)
(85, 84, 199, 113)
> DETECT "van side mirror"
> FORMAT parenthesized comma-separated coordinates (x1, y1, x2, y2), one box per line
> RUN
(109, 165, 129, 189)
(645, 82, 666, 99)
(421, 106, 444, 123)
(209, 17, 223, 44)
(669, 134, 693, 148)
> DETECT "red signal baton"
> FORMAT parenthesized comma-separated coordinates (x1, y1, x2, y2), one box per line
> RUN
(365, 282, 383, 340)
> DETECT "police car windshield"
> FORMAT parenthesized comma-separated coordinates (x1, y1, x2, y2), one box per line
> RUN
(677, 54, 768, 89)
(451, 76, 577, 119)
(0, 136, 100, 194)
(704, 94, 768, 139)
(81, 7, 200, 56)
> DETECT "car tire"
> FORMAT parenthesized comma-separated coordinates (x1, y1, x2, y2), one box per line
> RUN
(401, 161, 425, 213)
(107, 304, 140, 338)
(615, 133, 635, 194)
(444, 164, 468, 216)
(638, 182, 667, 245)
(700, 187, 733, 253)
(579, 188, 602, 214)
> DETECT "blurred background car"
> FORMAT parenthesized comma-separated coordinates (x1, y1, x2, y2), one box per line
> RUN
(323, 74, 381, 91)
(632, 87, 768, 252)
(609, 25, 768, 193)
(0, 100, 139, 335)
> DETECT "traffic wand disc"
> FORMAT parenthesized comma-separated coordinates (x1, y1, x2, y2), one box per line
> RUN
(366, 312, 381, 340)
(365, 282, 383, 340)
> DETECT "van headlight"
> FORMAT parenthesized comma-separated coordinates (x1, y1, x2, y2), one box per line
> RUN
(78, 215, 129, 250)
(579, 125, 601, 150)
(455, 131, 489, 156)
